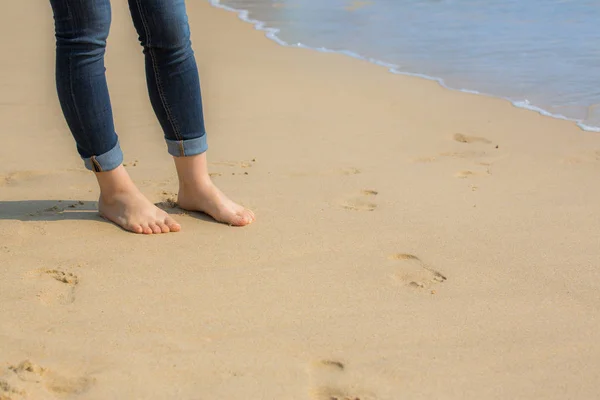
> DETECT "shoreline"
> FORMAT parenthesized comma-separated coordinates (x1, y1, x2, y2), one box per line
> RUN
(209, 0, 600, 133)
(1, 1, 599, 399)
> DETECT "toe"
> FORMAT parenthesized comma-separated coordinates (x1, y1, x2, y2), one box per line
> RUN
(141, 224, 153, 234)
(165, 216, 181, 232)
(241, 210, 255, 225)
(157, 222, 171, 233)
(149, 223, 162, 234)
(229, 213, 250, 227)
(129, 224, 144, 234)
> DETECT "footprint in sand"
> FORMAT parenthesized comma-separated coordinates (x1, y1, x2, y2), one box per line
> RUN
(32, 268, 79, 305)
(412, 134, 501, 180)
(339, 167, 361, 176)
(452, 133, 492, 144)
(341, 190, 378, 211)
(389, 254, 446, 291)
(308, 360, 378, 400)
(449, 133, 496, 171)
(411, 133, 496, 164)
(2, 360, 94, 398)
(454, 169, 491, 179)
(0, 378, 25, 399)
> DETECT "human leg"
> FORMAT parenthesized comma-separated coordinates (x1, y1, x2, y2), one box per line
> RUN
(128, 0, 254, 226)
(49, 0, 180, 233)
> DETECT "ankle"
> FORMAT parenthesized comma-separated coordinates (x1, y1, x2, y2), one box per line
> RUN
(173, 153, 214, 190)
(178, 177, 213, 194)
(99, 188, 128, 202)
(95, 165, 138, 200)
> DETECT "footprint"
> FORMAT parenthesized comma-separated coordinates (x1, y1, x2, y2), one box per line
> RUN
(33, 268, 79, 305)
(9, 361, 47, 383)
(452, 133, 492, 144)
(342, 190, 378, 211)
(361, 190, 378, 196)
(309, 360, 378, 400)
(45, 270, 79, 286)
(454, 169, 490, 179)
(4, 360, 94, 397)
(339, 167, 361, 176)
(0, 378, 24, 399)
(342, 201, 377, 212)
(389, 254, 446, 290)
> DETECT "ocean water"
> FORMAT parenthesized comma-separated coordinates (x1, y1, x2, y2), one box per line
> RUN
(209, 0, 600, 132)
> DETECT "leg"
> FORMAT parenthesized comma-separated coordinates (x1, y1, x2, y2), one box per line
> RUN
(49, 0, 180, 234)
(128, 0, 255, 226)
(50, 0, 119, 170)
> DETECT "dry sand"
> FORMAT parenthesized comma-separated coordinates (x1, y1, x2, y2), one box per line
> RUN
(1, 1, 600, 399)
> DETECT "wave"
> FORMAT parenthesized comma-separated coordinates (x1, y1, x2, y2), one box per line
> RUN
(208, 0, 600, 133)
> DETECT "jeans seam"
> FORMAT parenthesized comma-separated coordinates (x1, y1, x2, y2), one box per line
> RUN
(65, 1, 88, 156)
(134, 0, 182, 142)
(65, 0, 72, 20)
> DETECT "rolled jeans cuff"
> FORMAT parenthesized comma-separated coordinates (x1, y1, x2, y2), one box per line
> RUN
(166, 134, 208, 157)
(83, 141, 123, 172)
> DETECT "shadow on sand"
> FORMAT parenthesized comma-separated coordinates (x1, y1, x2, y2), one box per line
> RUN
(0, 200, 217, 225)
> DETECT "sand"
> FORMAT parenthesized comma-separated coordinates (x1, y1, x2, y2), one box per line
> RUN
(1, 1, 599, 399)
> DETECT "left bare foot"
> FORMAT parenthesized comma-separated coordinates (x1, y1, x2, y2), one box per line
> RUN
(173, 152, 255, 226)
(177, 181, 255, 226)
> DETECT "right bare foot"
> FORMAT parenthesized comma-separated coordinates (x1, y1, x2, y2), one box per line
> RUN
(99, 190, 181, 234)
(95, 165, 181, 234)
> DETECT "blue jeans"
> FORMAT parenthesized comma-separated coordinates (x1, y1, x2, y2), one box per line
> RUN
(49, 0, 208, 172)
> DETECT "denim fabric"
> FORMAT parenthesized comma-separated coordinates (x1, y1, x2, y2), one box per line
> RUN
(49, 0, 208, 172)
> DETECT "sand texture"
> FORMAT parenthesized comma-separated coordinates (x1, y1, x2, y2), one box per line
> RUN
(1, 1, 599, 399)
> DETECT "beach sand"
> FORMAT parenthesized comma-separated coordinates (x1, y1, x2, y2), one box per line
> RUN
(1, 1, 599, 399)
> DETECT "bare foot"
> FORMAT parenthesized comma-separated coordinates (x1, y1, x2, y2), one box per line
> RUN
(177, 182, 255, 226)
(174, 153, 255, 226)
(96, 165, 181, 234)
